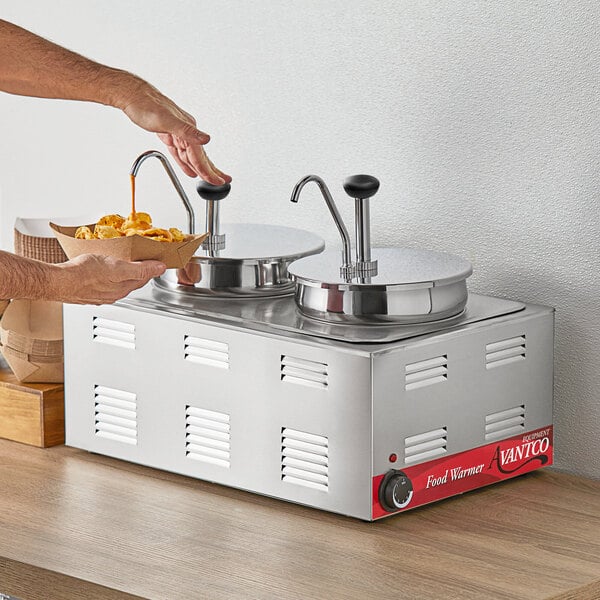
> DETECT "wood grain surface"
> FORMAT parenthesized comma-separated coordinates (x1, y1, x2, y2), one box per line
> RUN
(0, 439, 598, 600)
(0, 367, 64, 447)
(0, 556, 144, 600)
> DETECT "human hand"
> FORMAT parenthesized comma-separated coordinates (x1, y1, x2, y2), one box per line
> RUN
(120, 81, 231, 185)
(176, 261, 201, 286)
(0, 21, 230, 183)
(52, 254, 166, 305)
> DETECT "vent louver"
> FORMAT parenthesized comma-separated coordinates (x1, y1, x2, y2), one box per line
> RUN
(281, 356, 328, 390)
(184, 336, 229, 369)
(185, 406, 231, 468)
(486, 336, 526, 369)
(281, 428, 328, 491)
(405, 356, 448, 391)
(404, 427, 447, 465)
(485, 405, 525, 441)
(93, 317, 135, 350)
(94, 385, 137, 445)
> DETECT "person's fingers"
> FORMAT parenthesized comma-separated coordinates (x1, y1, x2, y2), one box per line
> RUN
(129, 260, 167, 281)
(155, 121, 231, 183)
(184, 145, 225, 185)
(202, 151, 232, 184)
(176, 263, 201, 285)
(175, 138, 231, 185)
(157, 132, 175, 148)
(173, 140, 199, 179)
(115, 259, 167, 282)
(168, 109, 210, 145)
(56, 256, 168, 305)
(121, 85, 232, 181)
(158, 132, 196, 175)
(171, 120, 210, 145)
(171, 136, 222, 183)
(160, 140, 197, 177)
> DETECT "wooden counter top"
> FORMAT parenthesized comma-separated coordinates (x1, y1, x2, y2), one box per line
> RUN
(0, 439, 598, 600)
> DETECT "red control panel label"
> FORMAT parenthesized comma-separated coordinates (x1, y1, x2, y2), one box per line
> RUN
(373, 425, 553, 519)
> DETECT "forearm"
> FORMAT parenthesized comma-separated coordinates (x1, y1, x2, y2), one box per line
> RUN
(0, 251, 64, 301)
(0, 19, 231, 184)
(0, 19, 143, 108)
(0, 251, 166, 305)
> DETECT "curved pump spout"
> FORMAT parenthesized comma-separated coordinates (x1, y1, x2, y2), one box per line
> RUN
(129, 150, 196, 234)
(290, 175, 354, 278)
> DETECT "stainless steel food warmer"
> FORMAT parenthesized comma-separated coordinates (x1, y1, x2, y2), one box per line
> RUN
(62, 169, 554, 521)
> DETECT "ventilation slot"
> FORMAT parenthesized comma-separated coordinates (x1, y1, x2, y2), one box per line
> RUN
(184, 336, 229, 369)
(405, 356, 448, 391)
(281, 356, 328, 390)
(486, 336, 526, 369)
(404, 428, 447, 465)
(281, 428, 328, 491)
(93, 317, 135, 349)
(185, 406, 231, 468)
(94, 385, 137, 445)
(485, 405, 525, 441)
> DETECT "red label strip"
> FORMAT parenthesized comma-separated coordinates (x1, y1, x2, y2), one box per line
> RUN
(372, 425, 553, 519)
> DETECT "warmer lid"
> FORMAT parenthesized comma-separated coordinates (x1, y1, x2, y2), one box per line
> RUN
(288, 247, 473, 291)
(195, 223, 325, 263)
(194, 180, 324, 261)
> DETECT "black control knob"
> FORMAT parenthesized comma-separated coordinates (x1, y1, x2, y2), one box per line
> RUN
(196, 181, 231, 201)
(379, 470, 413, 512)
(342, 174, 380, 199)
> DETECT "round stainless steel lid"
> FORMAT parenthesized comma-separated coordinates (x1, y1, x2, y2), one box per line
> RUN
(195, 223, 324, 263)
(154, 223, 325, 298)
(288, 247, 473, 290)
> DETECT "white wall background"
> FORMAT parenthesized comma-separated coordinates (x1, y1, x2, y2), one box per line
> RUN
(1, 1, 599, 478)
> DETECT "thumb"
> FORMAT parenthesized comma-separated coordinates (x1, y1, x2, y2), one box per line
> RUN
(129, 260, 167, 280)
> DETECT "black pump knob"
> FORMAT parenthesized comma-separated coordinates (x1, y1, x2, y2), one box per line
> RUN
(343, 174, 380, 199)
(196, 181, 231, 201)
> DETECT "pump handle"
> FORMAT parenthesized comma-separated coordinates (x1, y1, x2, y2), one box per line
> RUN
(343, 175, 380, 199)
(196, 181, 231, 201)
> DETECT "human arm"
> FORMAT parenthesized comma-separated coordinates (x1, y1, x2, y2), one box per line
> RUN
(0, 19, 230, 184)
(0, 251, 166, 305)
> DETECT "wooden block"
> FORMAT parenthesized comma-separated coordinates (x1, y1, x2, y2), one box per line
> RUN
(0, 364, 64, 447)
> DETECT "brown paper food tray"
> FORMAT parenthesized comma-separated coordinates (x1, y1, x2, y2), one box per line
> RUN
(0, 327, 63, 355)
(0, 346, 64, 383)
(14, 226, 68, 263)
(0, 299, 64, 382)
(1, 299, 63, 340)
(0, 364, 64, 447)
(50, 223, 208, 269)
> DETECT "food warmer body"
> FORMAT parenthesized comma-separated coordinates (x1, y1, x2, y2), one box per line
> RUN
(62, 174, 554, 521)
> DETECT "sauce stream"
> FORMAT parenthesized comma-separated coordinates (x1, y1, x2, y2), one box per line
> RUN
(130, 174, 136, 218)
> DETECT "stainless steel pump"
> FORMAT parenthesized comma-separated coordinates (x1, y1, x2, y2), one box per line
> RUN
(288, 174, 473, 324)
(128, 150, 325, 297)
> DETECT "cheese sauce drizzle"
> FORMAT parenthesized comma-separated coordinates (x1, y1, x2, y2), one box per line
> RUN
(130, 173, 136, 218)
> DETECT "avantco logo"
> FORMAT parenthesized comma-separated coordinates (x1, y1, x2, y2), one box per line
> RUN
(488, 435, 550, 474)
